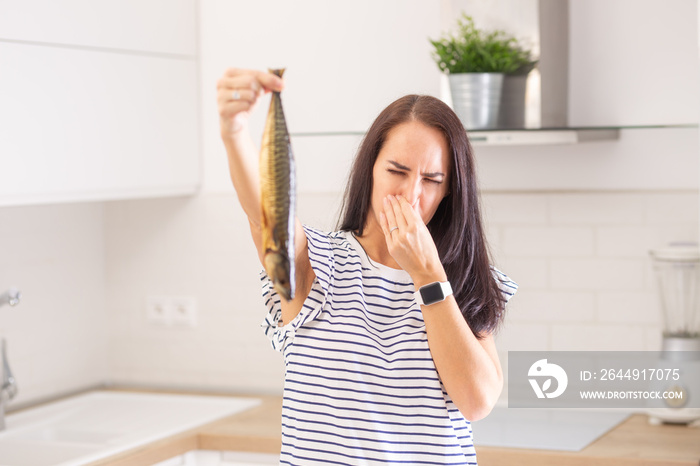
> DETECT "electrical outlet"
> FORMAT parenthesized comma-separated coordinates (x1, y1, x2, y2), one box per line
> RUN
(145, 295, 198, 328)
(146, 296, 171, 326)
(170, 296, 198, 327)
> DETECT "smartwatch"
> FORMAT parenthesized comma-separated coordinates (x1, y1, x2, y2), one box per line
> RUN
(414, 281, 453, 306)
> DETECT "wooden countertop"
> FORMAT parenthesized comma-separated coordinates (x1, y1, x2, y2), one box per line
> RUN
(91, 388, 700, 466)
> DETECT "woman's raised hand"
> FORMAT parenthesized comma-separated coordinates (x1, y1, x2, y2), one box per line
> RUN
(217, 68, 284, 139)
(379, 195, 448, 288)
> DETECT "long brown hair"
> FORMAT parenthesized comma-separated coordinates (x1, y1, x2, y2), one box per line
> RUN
(336, 95, 505, 339)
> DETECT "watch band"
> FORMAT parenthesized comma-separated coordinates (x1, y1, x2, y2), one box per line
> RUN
(414, 281, 453, 306)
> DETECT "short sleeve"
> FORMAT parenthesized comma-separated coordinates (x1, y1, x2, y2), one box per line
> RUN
(260, 225, 335, 352)
(491, 266, 518, 305)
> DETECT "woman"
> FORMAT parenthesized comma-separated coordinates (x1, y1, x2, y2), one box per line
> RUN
(217, 68, 517, 465)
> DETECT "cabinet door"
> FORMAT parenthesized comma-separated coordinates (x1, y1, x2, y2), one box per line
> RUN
(568, 0, 699, 126)
(0, 42, 200, 206)
(200, 0, 442, 136)
(0, 0, 197, 56)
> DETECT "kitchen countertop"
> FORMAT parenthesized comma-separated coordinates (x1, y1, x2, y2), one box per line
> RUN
(88, 388, 700, 466)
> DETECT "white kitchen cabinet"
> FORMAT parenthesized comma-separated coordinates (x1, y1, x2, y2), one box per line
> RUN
(568, 0, 699, 127)
(0, 42, 200, 206)
(0, 0, 200, 206)
(0, 0, 197, 56)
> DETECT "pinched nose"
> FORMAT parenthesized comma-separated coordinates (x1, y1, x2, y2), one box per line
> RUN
(398, 177, 428, 209)
(402, 190, 420, 208)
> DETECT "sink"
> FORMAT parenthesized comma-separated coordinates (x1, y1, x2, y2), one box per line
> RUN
(0, 391, 261, 466)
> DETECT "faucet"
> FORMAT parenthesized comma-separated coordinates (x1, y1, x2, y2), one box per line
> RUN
(0, 288, 20, 431)
(0, 288, 20, 308)
(0, 339, 17, 430)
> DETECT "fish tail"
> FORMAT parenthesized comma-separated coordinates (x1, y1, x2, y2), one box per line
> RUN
(269, 68, 285, 79)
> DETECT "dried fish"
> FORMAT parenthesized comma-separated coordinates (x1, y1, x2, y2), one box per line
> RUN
(260, 68, 296, 301)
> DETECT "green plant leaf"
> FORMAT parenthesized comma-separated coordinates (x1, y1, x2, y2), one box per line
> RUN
(428, 13, 538, 74)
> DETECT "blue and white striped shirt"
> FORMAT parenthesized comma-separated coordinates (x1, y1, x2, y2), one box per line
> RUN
(261, 225, 517, 465)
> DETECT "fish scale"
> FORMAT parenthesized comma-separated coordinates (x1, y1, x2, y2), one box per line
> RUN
(260, 68, 296, 301)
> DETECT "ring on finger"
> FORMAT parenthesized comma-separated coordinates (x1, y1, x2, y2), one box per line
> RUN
(389, 226, 399, 234)
(231, 90, 241, 100)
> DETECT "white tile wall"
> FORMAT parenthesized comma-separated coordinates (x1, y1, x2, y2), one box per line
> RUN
(100, 189, 697, 397)
(104, 192, 343, 395)
(485, 191, 698, 359)
(0, 189, 696, 405)
(0, 184, 695, 407)
(0, 202, 107, 408)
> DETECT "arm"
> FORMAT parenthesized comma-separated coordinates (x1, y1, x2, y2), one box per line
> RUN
(414, 282, 503, 421)
(379, 194, 503, 421)
(217, 68, 314, 324)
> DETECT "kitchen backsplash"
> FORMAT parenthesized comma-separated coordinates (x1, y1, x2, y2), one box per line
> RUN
(1, 188, 697, 406)
(105, 189, 698, 397)
(0, 202, 108, 407)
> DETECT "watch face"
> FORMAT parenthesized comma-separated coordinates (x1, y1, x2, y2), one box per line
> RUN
(420, 282, 445, 305)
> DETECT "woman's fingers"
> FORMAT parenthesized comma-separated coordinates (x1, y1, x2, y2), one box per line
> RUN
(397, 196, 424, 227)
(217, 87, 255, 104)
(255, 69, 285, 92)
(379, 211, 391, 238)
(222, 68, 284, 92)
(387, 195, 408, 230)
(217, 68, 284, 137)
(382, 196, 399, 234)
(218, 75, 261, 94)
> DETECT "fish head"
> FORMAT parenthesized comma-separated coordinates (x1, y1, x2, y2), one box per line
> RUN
(264, 252, 294, 301)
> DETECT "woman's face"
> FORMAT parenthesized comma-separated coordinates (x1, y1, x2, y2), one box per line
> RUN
(369, 120, 451, 229)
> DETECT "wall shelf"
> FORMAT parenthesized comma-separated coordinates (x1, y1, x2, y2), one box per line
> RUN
(289, 124, 697, 147)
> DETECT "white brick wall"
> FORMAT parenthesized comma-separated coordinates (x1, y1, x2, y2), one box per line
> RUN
(0, 203, 108, 408)
(104, 192, 343, 395)
(1, 189, 695, 403)
(484, 191, 699, 357)
(100, 190, 698, 396)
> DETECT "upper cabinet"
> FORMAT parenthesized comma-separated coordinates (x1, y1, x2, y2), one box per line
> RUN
(567, 0, 698, 127)
(0, 0, 197, 56)
(0, 0, 200, 206)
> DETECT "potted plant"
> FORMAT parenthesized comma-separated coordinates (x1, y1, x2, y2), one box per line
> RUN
(430, 14, 537, 129)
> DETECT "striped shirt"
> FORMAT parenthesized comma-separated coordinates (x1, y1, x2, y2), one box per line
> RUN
(261, 225, 517, 466)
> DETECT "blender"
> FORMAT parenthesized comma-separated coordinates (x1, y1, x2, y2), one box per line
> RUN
(648, 243, 700, 424)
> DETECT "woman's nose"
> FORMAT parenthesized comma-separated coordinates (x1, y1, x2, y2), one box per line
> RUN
(400, 179, 422, 208)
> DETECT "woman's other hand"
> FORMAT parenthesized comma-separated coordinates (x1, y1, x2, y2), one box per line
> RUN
(379, 194, 447, 287)
(217, 68, 284, 140)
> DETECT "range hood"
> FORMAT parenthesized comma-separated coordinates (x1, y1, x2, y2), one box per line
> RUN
(467, 127, 619, 146)
(444, 0, 640, 145)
